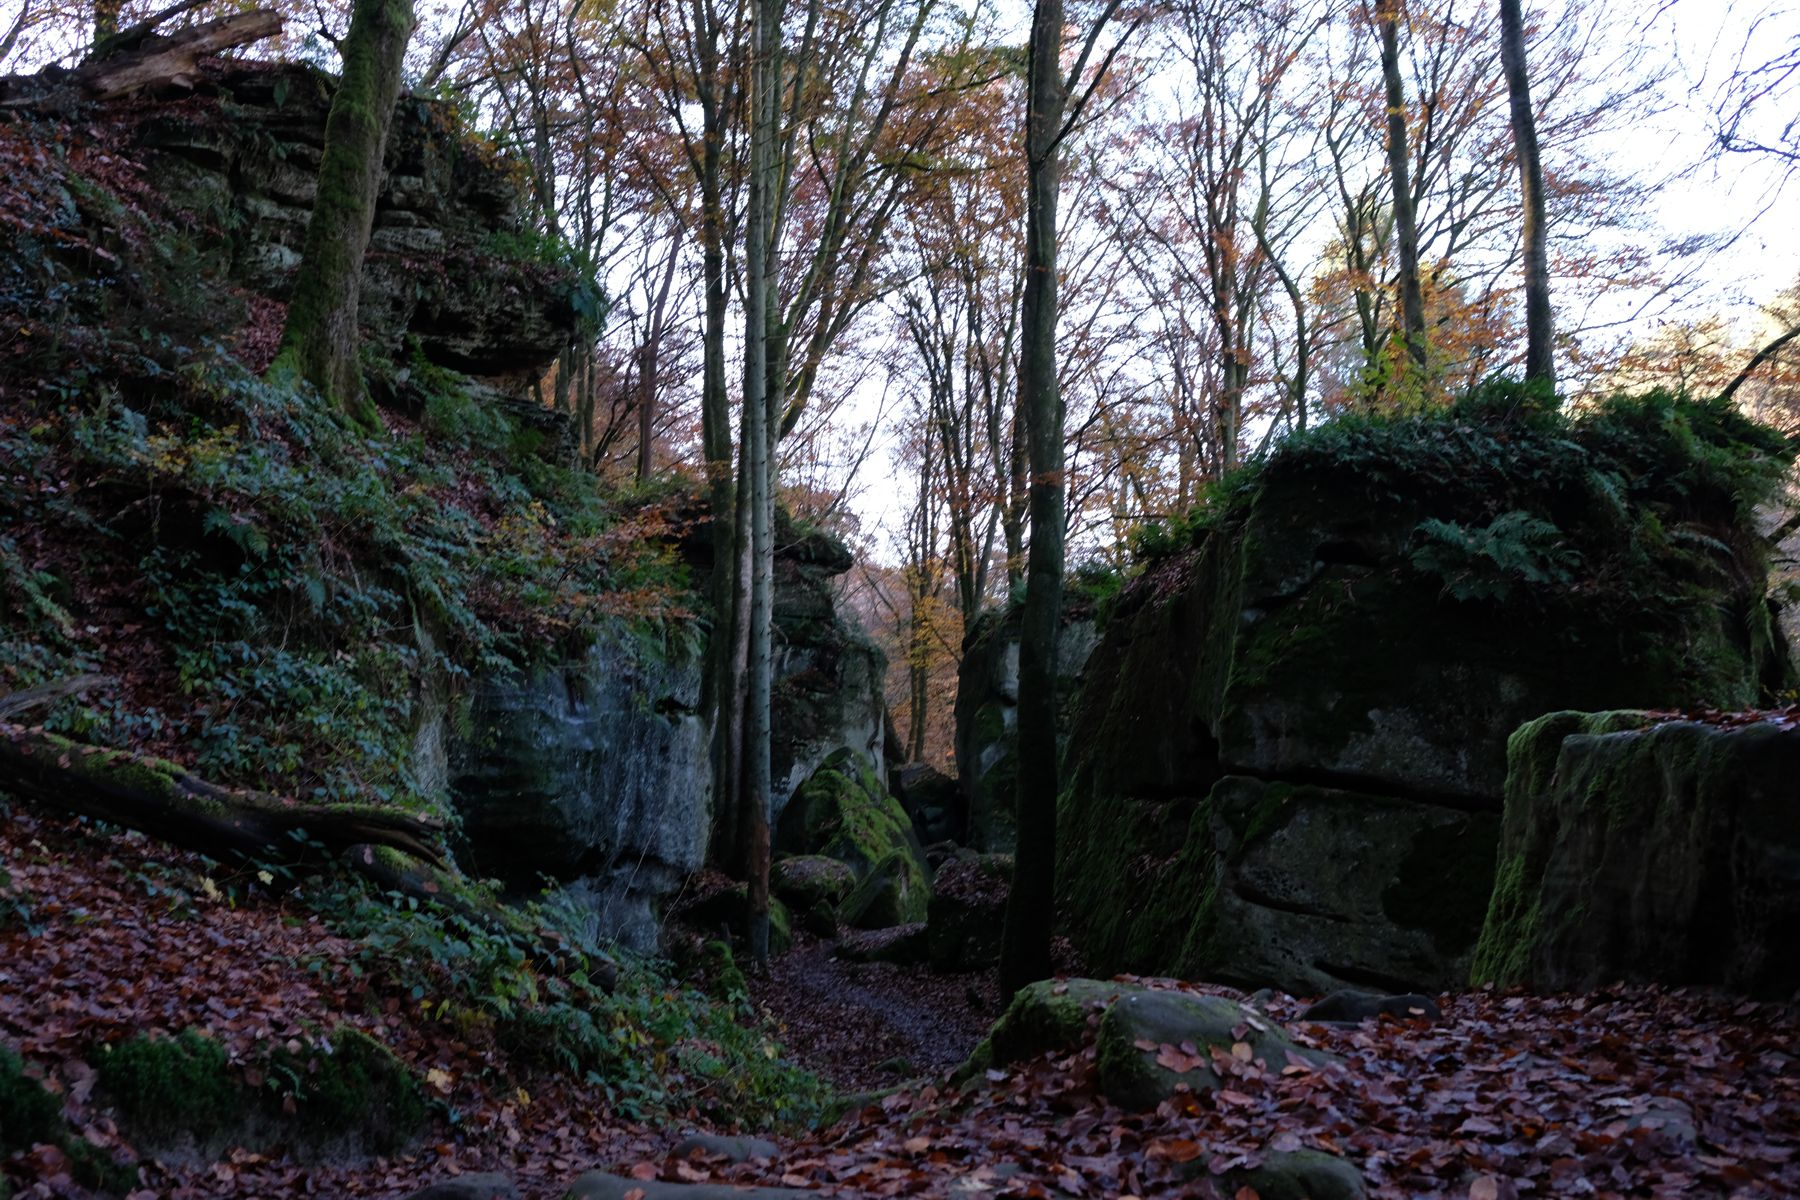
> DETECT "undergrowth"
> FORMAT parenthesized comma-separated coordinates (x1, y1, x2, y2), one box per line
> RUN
(306, 869, 828, 1129)
(1130, 377, 1797, 614)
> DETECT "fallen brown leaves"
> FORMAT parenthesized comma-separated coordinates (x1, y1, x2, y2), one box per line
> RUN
(5, 802, 1798, 1200)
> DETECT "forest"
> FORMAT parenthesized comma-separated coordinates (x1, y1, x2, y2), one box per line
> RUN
(0, 0, 1798, 1197)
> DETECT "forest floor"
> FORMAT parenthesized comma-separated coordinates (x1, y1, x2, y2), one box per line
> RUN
(4, 803, 1800, 1200)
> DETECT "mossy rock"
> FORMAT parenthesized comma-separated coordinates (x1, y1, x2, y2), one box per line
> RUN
(954, 978, 1123, 1082)
(99, 1029, 239, 1143)
(1057, 395, 1794, 994)
(836, 848, 929, 930)
(269, 1026, 426, 1153)
(779, 750, 929, 930)
(1472, 710, 1800, 997)
(770, 855, 855, 909)
(0, 1045, 64, 1154)
(1094, 988, 1334, 1111)
(680, 885, 795, 955)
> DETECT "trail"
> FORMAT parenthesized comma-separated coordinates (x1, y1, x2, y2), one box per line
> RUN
(750, 937, 1000, 1093)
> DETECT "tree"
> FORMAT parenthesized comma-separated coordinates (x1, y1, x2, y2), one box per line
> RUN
(272, 0, 417, 430)
(1374, 0, 1428, 378)
(1500, 0, 1553, 384)
(1000, 0, 1135, 999)
(739, 0, 781, 970)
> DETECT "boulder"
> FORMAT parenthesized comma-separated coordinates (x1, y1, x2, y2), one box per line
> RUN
(564, 1174, 809, 1200)
(960, 978, 1332, 1112)
(893, 762, 963, 845)
(403, 1175, 520, 1200)
(1299, 989, 1442, 1024)
(1472, 710, 1800, 997)
(1059, 398, 1792, 994)
(837, 923, 929, 965)
(779, 749, 929, 928)
(671, 1133, 780, 1163)
(1094, 989, 1333, 1111)
(770, 855, 856, 910)
(1227, 1150, 1367, 1200)
(927, 854, 1011, 971)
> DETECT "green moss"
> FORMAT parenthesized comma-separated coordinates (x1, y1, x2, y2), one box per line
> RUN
(99, 1029, 238, 1142)
(0, 1046, 63, 1154)
(269, 1027, 424, 1152)
(955, 978, 1121, 1082)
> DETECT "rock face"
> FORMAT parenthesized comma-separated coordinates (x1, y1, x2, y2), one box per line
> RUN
(1060, 399, 1792, 995)
(768, 522, 888, 825)
(447, 515, 890, 951)
(449, 635, 709, 952)
(1473, 710, 1800, 998)
(953, 604, 1098, 852)
(142, 62, 577, 380)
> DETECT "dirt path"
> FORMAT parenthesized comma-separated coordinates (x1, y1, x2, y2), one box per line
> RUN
(749, 936, 1001, 1093)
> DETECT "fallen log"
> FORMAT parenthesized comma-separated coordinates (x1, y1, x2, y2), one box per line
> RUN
(0, 720, 446, 867)
(0, 720, 617, 988)
(78, 9, 284, 101)
(0, 9, 282, 107)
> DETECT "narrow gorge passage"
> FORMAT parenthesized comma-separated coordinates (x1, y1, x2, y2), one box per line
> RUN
(749, 936, 1001, 1093)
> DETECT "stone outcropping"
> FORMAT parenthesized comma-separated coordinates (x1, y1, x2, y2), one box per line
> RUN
(142, 62, 578, 380)
(953, 603, 1098, 853)
(448, 634, 708, 951)
(1473, 710, 1800, 998)
(1059, 404, 1791, 995)
(447, 519, 890, 951)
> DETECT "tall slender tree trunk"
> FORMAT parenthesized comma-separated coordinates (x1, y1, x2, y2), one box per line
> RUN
(693, 0, 742, 869)
(1499, 0, 1553, 386)
(999, 0, 1068, 1000)
(273, 0, 416, 430)
(739, 0, 781, 971)
(1375, 0, 1427, 378)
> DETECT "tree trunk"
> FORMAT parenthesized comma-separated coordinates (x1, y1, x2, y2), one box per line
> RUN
(271, 0, 417, 431)
(1376, 0, 1428, 378)
(0, 722, 446, 867)
(739, 0, 781, 972)
(1499, 0, 1553, 386)
(999, 0, 1069, 1000)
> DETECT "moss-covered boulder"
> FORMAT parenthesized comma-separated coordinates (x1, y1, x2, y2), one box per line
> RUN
(959, 979, 1330, 1111)
(778, 749, 929, 929)
(270, 1027, 426, 1153)
(770, 855, 856, 910)
(1228, 1149, 1366, 1200)
(97, 1025, 425, 1154)
(956, 978, 1124, 1081)
(1061, 392, 1795, 994)
(926, 854, 1011, 971)
(1473, 710, 1800, 997)
(1095, 988, 1333, 1111)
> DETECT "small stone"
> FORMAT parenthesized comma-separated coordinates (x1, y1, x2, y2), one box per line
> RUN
(1226, 1149, 1366, 1200)
(1300, 989, 1443, 1024)
(563, 1171, 810, 1200)
(671, 1133, 780, 1163)
(403, 1173, 520, 1200)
